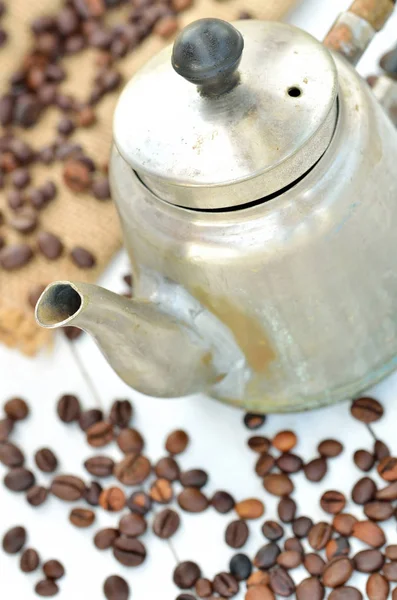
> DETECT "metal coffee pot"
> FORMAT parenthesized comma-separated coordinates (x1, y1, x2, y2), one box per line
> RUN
(36, 2, 397, 413)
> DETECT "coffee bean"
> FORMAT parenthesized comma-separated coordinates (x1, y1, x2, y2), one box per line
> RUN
(99, 487, 126, 511)
(113, 535, 146, 567)
(153, 508, 180, 539)
(35, 580, 59, 597)
(176, 596, 195, 600)
(94, 527, 119, 550)
(255, 453, 275, 477)
(243, 413, 266, 430)
(374, 440, 390, 461)
(0, 418, 14, 441)
(114, 453, 151, 486)
(304, 553, 325, 576)
(180, 469, 208, 489)
(5, 467, 35, 491)
(318, 439, 343, 458)
(58, 117, 75, 136)
(20, 548, 40, 572)
(212, 490, 235, 513)
(262, 521, 284, 541)
(165, 429, 189, 454)
(354, 450, 375, 472)
(352, 520, 385, 548)
(352, 477, 377, 504)
(247, 571, 271, 587)
(28, 284, 47, 309)
(12, 168, 31, 189)
(386, 545, 397, 560)
(104, 575, 130, 600)
(380, 47, 397, 76)
(0, 95, 13, 126)
(50, 475, 85, 501)
(7, 190, 25, 210)
(92, 177, 111, 200)
(378, 457, 397, 481)
(64, 159, 92, 192)
(213, 572, 239, 598)
(195, 578, 213, 597)
(383, 561, 397, 581)
(57, 394, 81, 423)
(245, 586, 275, 600)
(254, 543, 281, 570)
(278, 497, 296, 523)
(292, 517, 313, 538)
(320, 490, 346, 514)
(26, 485, 48, 507)
(78, 409, 103, 431)
(35, 448, 58, 473)
(225, 520, 249, 548)
(323, 557, 353, 587)
(150, 478, 173, 504)
(9, 208, 38, 235)
(70, 507, 95, 528)
(326, 537, 350, 561)
(235, 498, 264, 520)
(284, 537, 303, 553)
(248, 436, 271, 453)
(43, 559, 64, 579)
(296, 577, 324, 600)
(333, 513, 358, 536)
(86, 421, 114, 447)
(263, 474, 294, 496)
(84, 481, 102, 506)
(117, 429, 144, 454)
(14, 94, 42, 128)
(119, 513, 147, 537)
(354, 549, 384, 573)
(0, 441, 24, 467)
(2, 526, 26, 553)
(272, 431, 297, 452)
(304, 457, 327, 482)
(269, 566, 295, 597)
(109, 399, 132, 428)
(364, 500, 393, 521)
(229, 553, 252, 581)
(154, 457, 180, 481)
(4, 397, 29, 420)
(84, 456, 114, 477)
(77, 106, 97, 127)
(174, 561, 201, 589)
(351, 397, 383, 423)
(277, 550, 302, 570)
(376, 481, 397, 500)
(37, 232, 63, 260)
(71, 246, 96, 268)
(276, 453, 303, 474)
(178, 487, 208, 512)
(366, 573, 389, 600)
(308, 522, 333, 550)
(127, 491, 152, 515)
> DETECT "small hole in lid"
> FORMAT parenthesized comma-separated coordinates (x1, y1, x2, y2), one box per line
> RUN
(288, 87, 302, 98)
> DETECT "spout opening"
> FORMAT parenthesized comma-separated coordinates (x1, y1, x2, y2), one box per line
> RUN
(35, 282, 83, 329)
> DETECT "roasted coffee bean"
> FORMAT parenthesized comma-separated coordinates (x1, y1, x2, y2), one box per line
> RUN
(213, 572, 239, 598)
(165, 429, 189, 454)
(70, 246, 96, 268)
(43, 559, 64, 580)
(84, 456, 114, 477)
(78, 409, 103, 431)
(262, 520, 284, 541)
(386, 545, 397, 560)
(29, 189, 47, 209)
(70, 507, 95, 528)
(154, 457, 180, 481)
(12, 168, 31, 189)
(2, 526, 26, 553)
(235, 498, 264, 520)
(229, 553, 252, 581)
(119, 513, 147, 537)
(308, 522, 333, 550)
(5, 467, 35, 491)
(320, 490, 346, 514)
(20, 548, 40, 573)
(7, 190, 25, 210)
(0, 441, 24, 467)
(225, 520, 249, 549)
(352, 477, 377, 504)
(296, 577, 325, 600)
(109, 399, 132, 428)
(326, 537, 350, 561)
(77, 106, 97, 128)
(366, 573, 389, 600)
(318, 439, 343, 458)
(127, 491, 152, 515)
(0, 95, 13, 126)
(247, 571, 271, 587)
(0, 418, 14, 441)
(278, 497, 296, 523)
(50, 475, 85, 501)
(103, 575, 129, 600)
(26, 485, 48, 507)
(292, 517, 313, 538)
(114, 453, 151, 486)
(35, 448, 58, 473)
(269, 566, 295, 597)
(99, 487, 126, 512)
(116, 428, 144, 454)
(57, 394, 81, 423)
(243, 413, 266, 430)
(180, 469, 208, 489)
(84, 481, 102, 506)
(174, 561, 201, 589)
(41, 181, 57, 202)
(277, 550, 302, 570)
(364, 500, 394, 521)
(178, 487, 208, 512)
(323, 557, 353, 587)
(276, 453, 303, 474)
(354, 549, 384, 573)
(212, 490, 235, 513)
(304, 457, 327, 482)
(92, 177, 111, 200)
(263, 474, 293, 497)
(86, 421, 114, 447)
(4, 397, 29, 420)
(383, 561, 397, 581)
(9, 209, 38, 235)
(245, 585, 275, 600)
(374, 440, 390, 461)
(195, 578, 213, 597)
(254, 543, 281, 570)
(94, 527, 119, 551)
(15, 94, 42, 128)
(57, 117, 75, 136)
(378, 457, 397, 481)
(248, 436, 271, 453)
(255, 453, 275, 477)
(333, 513, 357, 536)
(354, 450, 375, 472)
(351, 397, 383, 423)
(113, 535, 146, 567)
(64, 159, 92, 192)
(37, 232, 63, 260)
(153, 508, 180, 539)
(304, 553, 325, 576)
(352, 520, 385, 548)
(35, 580, 59, 597)
(284, 537, 303, 553)
(376, 481, 397, 500)
(272, 431, 297, 452)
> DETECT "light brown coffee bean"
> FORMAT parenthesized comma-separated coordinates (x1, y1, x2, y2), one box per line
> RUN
(352, 521, 386, 548)
(235, 499, 264, 520)
(117, 429, 144, 454)
(366, 573, 389, 600)
(178, 488, 208, 513)
(99, 487, 126, 512)
(296, 577, 325, 600)
(114, 454, 151, 486)
(165, 429, 189, 454)
(276, 550, 302, 570)
(322, 557, 353, 587)
(318, 439, 343, 458)
(149, 478, 173, 504)
(383, 562, 397, 581)
(272, 431, 297, 453)
(333, 513, 358, 537)
(263, 474, 294, 497)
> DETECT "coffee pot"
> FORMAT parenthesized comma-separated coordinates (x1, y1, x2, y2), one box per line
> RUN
(36, 2, 397, 413)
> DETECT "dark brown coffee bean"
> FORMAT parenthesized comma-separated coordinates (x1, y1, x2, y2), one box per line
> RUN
(12, 168, 31, 190)
(78, 409, 103, 431)
(277, 550, 302, 570)
(254, 543, 281, 570)
(0, 441, 24, 467)
(35, 448, 58, 473)
(127, 491, 152, 515)
(94, 528, 119, 550)
(0, 418, 14, 441)
(15, 94, 42, 128)
(383, 561, 397, 581)
(119, 513, 147, 537)
(352, 477, 377, 504)
(104, 575, 130, 600)
(364, 500, 393, 521)
(109, 399, 132, 428)
(262, 521, 284, 541)
(212, 490, 235, 513)
(374, 440, 390, 461)
(326, 537, 350, 561)
(248, 436, 271, 453)
(35, 580, 59, 597)
(84, 481, 102, 506)
(86, 421, 114, 447)
(28, 284, 47, 309)
(70, 507, 95, 528)
(7, 190, 25, 210)
(296, 577, 325, 600)
(28, 188, 46, 209)
(213, 572, 239, 598)
(57, 394, 80, 423)
(278, 497, 296, 523)
(308, 522, 333, 550)
(154, 457, 180, 481)
(180, 469, 208, 489)
(351, 397, 383, 423)
(273, 431, 297, 452)
(153, 508, 180, 539)
(40, 180, 57, 202)
(264, 474, 294, 497)
(378, 457, 397, 481)
(292, 517, 313, 538)
(284, 537, 303, 553)
(2, 526, 26, 553)
(0, 95, 13, 126)
(318, 439, 343, 458)
(225, 520, 249, 549)
(376, 481, 397, 500)
(57, 117, 75, 136)
(5, 467, 35, 491)
(20, 548, 40, 572)
(178, 487, 208, 512)
(26, 485, 48, 507)
(354, 549, 384, 573)
(43, 559, 64, 580)
(113, 536, 146, 567)
(37, 232, 63, 260)
(117, 429, 144, 454)
(4, 397, 29, 420)
(269, 566, 295, 597)
(84, 456, 114, 477)
(64, 159, 92, 192)
(50, 475, 85, 501)
(165, 429, 189, 454)
(243, 413, 266, 430)
(304, 553, 325, 576)
(366, 573, 389, 600)
(386, 545, 397, 560)
(71, 246, 96, 268)
(354, 450, 375, 472)
(333, 513, 357, 536)
(320, 490, 346, 514)
(352, 520, 385, 548)
(9, 209, 38, 235)
(92, 177, 111, 200)
(255, 453, 275, 477)
(99, 487, 126, 512)
(323, 557, 353, 587)
(174, 561, 201, 589)
(276, 453, 303, 474)
(114, 453, 151, 486)
(195, 578, 213, 597)
(304, 457, 327, 482)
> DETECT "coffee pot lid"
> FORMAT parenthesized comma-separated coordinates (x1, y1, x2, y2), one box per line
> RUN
(114, 19, 338, 210)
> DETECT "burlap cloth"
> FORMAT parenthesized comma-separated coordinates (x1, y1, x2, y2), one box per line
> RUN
(0, 0, 296, 355)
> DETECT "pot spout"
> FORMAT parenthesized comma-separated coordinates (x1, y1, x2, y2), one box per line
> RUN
(35, 281, 222, 398)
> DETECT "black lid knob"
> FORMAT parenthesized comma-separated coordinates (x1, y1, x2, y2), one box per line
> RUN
(172, 18, 244, 96)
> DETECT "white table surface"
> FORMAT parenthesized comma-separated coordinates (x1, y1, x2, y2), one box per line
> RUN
(1, 2, 397, 598)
